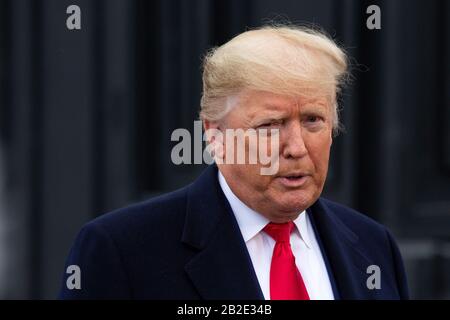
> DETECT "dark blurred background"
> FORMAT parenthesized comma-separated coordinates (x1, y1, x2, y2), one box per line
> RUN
(0, 0, 449, 299)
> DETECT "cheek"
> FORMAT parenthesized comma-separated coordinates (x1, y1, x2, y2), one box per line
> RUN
(236, 164, 270, 188)
(307, 137, 332, 176)
(239, 166, 275, 195)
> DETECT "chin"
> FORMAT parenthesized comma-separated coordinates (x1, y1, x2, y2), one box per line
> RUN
(273, 190, 316, 214)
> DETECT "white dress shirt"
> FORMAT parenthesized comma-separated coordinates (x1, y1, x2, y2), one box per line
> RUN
(218, 171, 335, 300)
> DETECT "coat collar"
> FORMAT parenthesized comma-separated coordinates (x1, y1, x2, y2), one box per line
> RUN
(307, 200, 375, 299)
(181, 164, 374, 299)
(182, 164, 264, 299)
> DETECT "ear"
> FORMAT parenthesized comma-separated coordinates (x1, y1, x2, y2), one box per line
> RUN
(327, 127, 333, 148)
(203, 120, 221, 144)
(203, 119, 225, 162)
(203, 119, 212, 131)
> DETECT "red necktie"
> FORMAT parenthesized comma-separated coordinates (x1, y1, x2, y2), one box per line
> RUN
(263, 221, 310, 300)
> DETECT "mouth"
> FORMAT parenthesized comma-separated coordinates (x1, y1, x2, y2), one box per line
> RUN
(277, 173, 310, 188)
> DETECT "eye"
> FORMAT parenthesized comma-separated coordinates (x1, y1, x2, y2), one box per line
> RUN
(303, 114, 326, 124)
(256, 120, 283, 129)
(306, 115, 320, 123)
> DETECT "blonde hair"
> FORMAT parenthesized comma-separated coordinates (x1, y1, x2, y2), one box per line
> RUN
(199, 25, 349, 135)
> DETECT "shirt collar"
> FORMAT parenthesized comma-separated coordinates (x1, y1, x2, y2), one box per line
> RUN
(218, 170, 312, 249)
(292, 209, 312, 249)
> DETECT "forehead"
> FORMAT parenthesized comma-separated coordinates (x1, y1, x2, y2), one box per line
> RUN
(238, 90, 330, 116)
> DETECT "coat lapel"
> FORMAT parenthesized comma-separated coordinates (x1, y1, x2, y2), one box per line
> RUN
(308, 199, 375, 299)
(181, 165, 377, 299)
(181, 165, 264, 299)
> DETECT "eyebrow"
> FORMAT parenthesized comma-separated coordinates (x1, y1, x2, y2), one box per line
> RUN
(250, 110, 287, 122)
(247, 103, 288, 117)
(302, 103, 327, 110)
(247, 100, 330, 121)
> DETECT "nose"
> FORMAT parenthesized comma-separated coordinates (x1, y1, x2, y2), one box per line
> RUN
(282, 121, 308, 159)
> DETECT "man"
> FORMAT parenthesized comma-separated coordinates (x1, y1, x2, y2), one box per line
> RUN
(59, 25, 409, 299)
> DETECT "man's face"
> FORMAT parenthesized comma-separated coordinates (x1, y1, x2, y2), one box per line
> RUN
(209, 89, 333, 222)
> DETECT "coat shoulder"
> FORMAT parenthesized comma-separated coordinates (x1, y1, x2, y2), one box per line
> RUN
(85, 185, 190, 240)
(319, 197, 387, 234)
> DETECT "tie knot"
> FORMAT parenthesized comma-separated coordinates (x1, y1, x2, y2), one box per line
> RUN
(263, 221, 295, 243)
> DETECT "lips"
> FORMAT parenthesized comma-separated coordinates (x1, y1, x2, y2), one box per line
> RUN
(285, 174, 305, 179)
(278, 171, 310, 178)
(277, 172, 310, 187)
